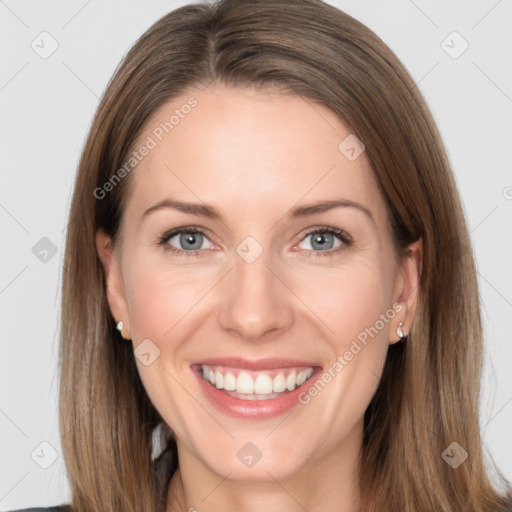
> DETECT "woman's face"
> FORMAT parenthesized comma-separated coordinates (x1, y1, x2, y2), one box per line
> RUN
(97, 84, 421, 483)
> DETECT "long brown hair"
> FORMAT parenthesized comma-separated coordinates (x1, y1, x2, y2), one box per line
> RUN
(59, 0, 512, 510)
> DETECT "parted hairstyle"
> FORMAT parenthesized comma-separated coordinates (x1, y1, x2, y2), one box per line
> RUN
(59, 0, 512, 510)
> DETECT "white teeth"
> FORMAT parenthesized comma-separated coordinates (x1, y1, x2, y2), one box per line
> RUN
(223, 372, 236, 391)
(214, 370, 224, 389)
(286, 370, 297, 391)
(200, 365, 315, 396)
(272, 373, 287, 393)
(236, 372, 254, 394)
(254, 374, 273, 394)
(296, 369, 310, 386)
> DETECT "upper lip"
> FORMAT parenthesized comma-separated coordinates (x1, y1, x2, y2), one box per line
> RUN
(193, 357, 321, 371)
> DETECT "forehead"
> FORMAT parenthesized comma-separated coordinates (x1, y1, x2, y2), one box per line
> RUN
(123, 84, 388, 229)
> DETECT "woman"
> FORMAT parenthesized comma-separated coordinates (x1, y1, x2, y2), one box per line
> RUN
(11, 0, 512, 510)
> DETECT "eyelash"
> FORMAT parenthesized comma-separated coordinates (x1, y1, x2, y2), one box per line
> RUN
(157, 226, 353, 259)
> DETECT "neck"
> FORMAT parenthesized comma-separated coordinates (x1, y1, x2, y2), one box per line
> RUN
(166, 421, 363, 512)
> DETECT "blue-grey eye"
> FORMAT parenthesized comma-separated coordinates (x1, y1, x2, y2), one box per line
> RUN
(299, 231, 343, 251)
(167, 231, 213, 251)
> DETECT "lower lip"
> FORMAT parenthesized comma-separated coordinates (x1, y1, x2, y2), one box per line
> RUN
(192, 365, 322, 419)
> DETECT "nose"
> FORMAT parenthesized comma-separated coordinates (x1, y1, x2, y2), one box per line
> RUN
(217, 247, 295, 342)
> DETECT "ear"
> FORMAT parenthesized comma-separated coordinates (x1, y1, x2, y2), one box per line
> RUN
(96, 229, 131, 339)
(388, 238, 423, 344)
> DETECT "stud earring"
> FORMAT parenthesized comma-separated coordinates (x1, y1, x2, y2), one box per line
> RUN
(116, 321, 124, 332)
(397, 322, 408, 340)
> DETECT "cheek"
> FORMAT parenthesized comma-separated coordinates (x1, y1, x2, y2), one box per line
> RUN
(122, 256, 207, 439)
(292, 256, 393, 408)
(293, 255, 394, 349)
(123, 254, 216, 341)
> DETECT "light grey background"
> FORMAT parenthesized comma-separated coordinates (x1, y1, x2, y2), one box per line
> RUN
(1, 0, 511, 508)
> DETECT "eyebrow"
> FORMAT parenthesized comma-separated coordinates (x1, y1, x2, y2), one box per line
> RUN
(142, 198, 375, 224)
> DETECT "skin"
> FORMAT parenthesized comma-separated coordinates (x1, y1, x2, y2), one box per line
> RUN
(96, 83, 422, 512)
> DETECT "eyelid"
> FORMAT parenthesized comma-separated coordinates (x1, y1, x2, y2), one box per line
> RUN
(296, 226, 352, 245)
(291, 226, 353, 255)
(158, 225, 218, 252)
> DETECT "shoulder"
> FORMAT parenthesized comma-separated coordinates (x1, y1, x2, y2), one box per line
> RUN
(6, 506, 71, 512)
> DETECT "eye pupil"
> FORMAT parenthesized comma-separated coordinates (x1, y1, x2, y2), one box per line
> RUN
(311, 233, 334, 250)
(180, 232, 202, 250)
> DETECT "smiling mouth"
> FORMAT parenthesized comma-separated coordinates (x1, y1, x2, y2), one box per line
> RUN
(197, 364, 316, 401)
